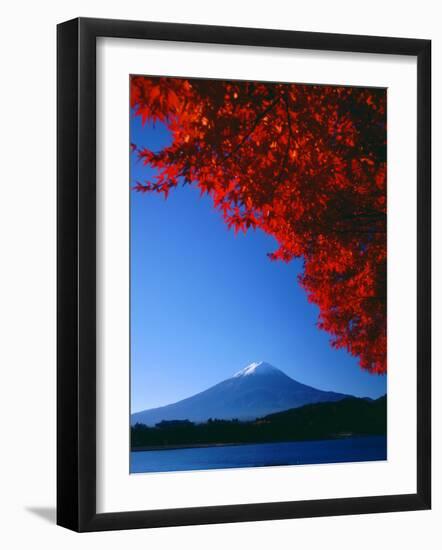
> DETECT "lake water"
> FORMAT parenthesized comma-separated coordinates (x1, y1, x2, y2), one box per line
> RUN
(130, 435, 387, 473)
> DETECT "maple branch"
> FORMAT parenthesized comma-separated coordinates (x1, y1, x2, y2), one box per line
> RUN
(222, 96, 281, 163)
(333, 229, 386, 234)
(275, 94, 294, 188)
(337, 209, 386, 221)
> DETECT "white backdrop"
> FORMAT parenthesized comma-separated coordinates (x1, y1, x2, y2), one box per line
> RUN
(97, 38, 417, 513)
(0, 1, 440, 549)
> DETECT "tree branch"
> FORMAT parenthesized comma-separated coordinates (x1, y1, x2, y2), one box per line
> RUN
(222, 95, 281, 163)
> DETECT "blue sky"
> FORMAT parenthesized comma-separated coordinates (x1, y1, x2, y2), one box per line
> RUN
(130, 112, 386, 413)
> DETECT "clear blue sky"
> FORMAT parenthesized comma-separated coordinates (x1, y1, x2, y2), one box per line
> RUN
(130, 112, 386, 414)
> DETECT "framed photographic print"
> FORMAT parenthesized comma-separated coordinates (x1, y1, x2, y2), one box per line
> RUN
(57, 17, 431, 531)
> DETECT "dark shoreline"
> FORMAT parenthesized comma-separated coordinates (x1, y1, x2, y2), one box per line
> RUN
(131, 434, 373, 452)
(132, 442, 251, 452)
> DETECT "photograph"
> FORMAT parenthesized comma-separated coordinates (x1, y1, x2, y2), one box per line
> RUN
(129, 75, 388, 474)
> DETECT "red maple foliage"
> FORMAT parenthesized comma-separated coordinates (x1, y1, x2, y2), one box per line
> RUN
(130, 76, 387, 374)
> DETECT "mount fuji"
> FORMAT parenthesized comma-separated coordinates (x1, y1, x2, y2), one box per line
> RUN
(131, 361, 352, 426)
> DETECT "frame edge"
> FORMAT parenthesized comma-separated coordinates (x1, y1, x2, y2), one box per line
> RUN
(416, 39, 431, 510)
(57, 17, 80, 531)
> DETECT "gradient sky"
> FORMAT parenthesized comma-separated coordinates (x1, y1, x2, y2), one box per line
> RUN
(130, 112, 386, 414)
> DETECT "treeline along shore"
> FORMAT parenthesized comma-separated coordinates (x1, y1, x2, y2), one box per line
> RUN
(131, 396, 387, 451)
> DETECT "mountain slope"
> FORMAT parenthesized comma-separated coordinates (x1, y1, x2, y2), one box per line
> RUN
(131, 361, 352, 425)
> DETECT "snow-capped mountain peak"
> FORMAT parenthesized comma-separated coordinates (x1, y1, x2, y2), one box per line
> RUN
(233, 361, 279, 378)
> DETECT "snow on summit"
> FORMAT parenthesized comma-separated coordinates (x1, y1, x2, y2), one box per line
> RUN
(233, 361, 279, 377)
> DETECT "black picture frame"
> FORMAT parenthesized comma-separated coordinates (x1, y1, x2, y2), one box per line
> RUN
(57, 17, 431, 532)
